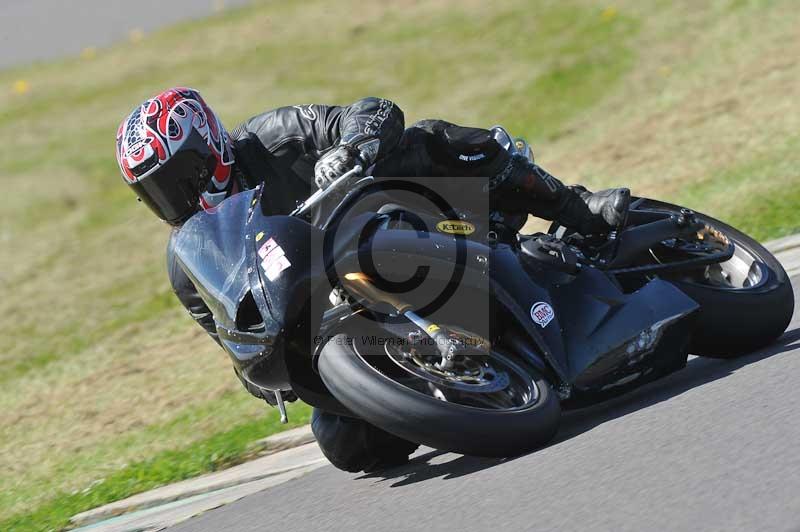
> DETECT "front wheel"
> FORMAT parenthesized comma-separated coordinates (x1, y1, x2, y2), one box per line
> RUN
(317, 328, 560, 457)
(632, 198, 794, 357)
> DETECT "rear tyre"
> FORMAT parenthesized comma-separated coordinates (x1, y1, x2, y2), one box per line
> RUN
(317, 331, 560, 457)
(637, 199, 794, 357)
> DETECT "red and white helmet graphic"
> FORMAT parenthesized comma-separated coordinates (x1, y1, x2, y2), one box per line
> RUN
(116, 87, 235, 216)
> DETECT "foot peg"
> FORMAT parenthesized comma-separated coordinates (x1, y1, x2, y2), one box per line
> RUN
(274, 391, 288, 424)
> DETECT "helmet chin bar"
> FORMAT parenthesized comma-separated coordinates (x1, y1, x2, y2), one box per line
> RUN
(129, 148, 210, 225)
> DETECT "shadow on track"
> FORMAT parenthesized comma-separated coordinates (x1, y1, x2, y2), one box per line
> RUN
(356, 448, 528, 486)
(358, 327, 800, 487)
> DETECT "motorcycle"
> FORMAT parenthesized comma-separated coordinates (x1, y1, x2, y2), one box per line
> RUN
(172, 163, 794, 457)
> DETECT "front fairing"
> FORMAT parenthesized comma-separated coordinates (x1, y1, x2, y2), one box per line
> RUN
(245, 208, 327, 352)
(172, 189, 298, 390)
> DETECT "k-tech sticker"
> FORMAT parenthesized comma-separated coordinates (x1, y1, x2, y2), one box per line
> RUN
(436, 220, 476, 235)
(257, 238, 292, 281)
(530, 302, 555, 328)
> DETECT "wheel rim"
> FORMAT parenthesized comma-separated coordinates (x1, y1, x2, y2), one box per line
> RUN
(633, 200, 769, 291)
(352, 327, 540, 412)
(697, 242, 767, 289)
(661, 224, 768, 291)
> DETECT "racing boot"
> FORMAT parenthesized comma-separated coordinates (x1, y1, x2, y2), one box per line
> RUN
(554, 185, 631, 235)
(488, 154, 630, 235)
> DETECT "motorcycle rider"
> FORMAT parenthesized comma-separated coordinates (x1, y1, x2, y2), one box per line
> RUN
(116, 87, 630, 472)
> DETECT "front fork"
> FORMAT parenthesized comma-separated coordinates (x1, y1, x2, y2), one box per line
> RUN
(342, 273, 459, 369)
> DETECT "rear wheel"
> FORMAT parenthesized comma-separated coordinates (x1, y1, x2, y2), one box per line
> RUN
(631, 199, 794, 357)
(317, 326, 560, 456)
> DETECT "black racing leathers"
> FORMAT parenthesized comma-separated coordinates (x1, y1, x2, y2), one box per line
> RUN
(226, 98, 404, 215)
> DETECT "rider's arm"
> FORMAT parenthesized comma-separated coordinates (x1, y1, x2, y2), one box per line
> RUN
(328, 97, 405, 168)
(230, 97, 405, 172)
(231, 97, 404, 191)
(313, 97, 405, 188)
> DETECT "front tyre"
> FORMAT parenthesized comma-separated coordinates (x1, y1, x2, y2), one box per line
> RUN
(317, 331, 560, 457)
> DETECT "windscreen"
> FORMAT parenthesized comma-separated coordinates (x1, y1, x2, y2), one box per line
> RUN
(171, 189, 257, 329)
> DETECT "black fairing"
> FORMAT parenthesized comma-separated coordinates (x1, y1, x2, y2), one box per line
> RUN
(244, 209, 327, 390)
(173, 189, 326, 392)
(491, 239, 699, 402)
(338, 221, 700, 401)
(173, 191, 258, 331)
(173, 187, 701, 407)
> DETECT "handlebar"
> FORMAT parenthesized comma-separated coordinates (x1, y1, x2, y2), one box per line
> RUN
(291, 165, 366, 218)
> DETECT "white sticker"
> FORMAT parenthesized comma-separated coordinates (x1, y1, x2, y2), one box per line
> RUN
(530, 302, 555, 328)
(264, 254, 292, 281)
(258, 238, 279, 259)
(458, 152, 486, 162)
(258, 237, 292, 281)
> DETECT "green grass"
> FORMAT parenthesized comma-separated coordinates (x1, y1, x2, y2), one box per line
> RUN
(1, 402, 311, 532)
(677, 134, 800, 241)
(2, 0, 800, 529)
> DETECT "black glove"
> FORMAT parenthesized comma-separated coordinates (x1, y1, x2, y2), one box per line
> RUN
(314, 144, 363, 189)
(314, 135, 381, 189)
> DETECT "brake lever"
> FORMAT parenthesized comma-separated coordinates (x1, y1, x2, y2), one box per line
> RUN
(291, 165, 363, 218)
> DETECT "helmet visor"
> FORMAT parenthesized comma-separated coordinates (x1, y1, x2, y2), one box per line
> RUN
(130, 148, 213, 225)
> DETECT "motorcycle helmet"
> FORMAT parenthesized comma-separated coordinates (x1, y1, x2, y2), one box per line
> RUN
(115, 87, 235, 225)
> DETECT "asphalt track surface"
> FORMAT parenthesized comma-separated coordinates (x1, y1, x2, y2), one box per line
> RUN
(167, 278, 800, 532)
(0, 0, 252, 70)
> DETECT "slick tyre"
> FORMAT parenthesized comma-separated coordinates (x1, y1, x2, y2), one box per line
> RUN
(317, 333, 561, 457)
